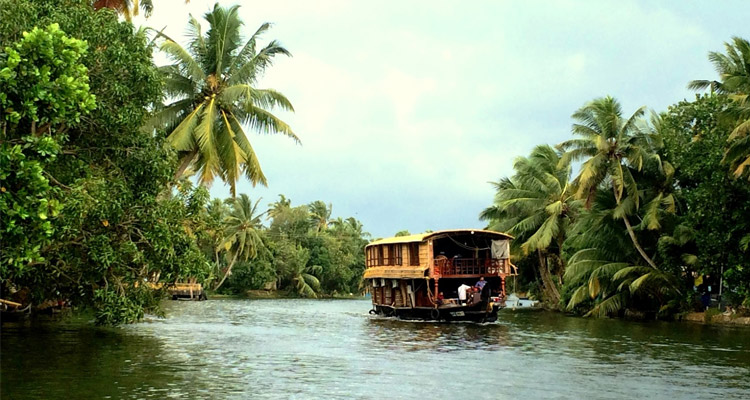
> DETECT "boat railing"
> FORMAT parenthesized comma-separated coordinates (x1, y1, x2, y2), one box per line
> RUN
(433, 257, 515, 277)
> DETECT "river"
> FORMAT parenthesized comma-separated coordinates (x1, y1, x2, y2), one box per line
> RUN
(2, 299, 750, 399)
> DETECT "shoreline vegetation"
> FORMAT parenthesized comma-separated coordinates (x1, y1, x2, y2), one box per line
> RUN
(1, 0, 748, 327)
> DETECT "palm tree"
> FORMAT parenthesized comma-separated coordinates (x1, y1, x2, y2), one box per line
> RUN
(151, 4, 298, 196)
(214, 194, 267, 290)
(267, 194, 292, 220)
(274, 242, 320, 297)
(480, 145, 578, 303)
(558, 96, 662, 269)
(689, 37, 750, 178)
(308, 201, 332, 233)
(562, 188, 679, 317)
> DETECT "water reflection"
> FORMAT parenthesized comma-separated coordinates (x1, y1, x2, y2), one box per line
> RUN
(2, 299, 750, 400)
(1, 319, 183, 399)
(366, 317, 511, 352)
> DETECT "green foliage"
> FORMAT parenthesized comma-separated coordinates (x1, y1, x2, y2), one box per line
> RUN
(0, 23, 95, 131)
(217, 197, 369, 297)
(0, 136, 61, 276)
(481, 144, 578, 305)
(689, 37, 750, 179)
(0, 0, 210, 325)
(150, 3, 297, 195)
(660, 94, 750, 306)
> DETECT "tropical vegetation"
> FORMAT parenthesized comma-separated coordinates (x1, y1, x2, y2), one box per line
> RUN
(0, 0, 366, 325)
(150, 3, 297, 195)
(482, 43, 750, 316)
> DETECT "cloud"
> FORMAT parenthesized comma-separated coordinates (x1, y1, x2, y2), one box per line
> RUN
(136, 0, 739, 238)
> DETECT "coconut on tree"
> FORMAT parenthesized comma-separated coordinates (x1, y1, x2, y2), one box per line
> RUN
(151, 3, 298, 196)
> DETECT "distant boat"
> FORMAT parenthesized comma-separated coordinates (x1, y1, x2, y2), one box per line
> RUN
(364, 229, 517, 322)
(504, 293, 541, 311)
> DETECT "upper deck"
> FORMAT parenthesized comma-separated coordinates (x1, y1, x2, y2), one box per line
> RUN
(363, 229, 516, 280)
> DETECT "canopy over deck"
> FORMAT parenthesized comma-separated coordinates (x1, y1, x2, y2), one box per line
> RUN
(366, 229, 513, 249)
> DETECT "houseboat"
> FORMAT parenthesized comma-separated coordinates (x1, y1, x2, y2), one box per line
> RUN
(364, 229, 516, 322)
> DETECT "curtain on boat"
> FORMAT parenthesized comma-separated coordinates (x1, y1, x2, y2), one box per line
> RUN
(491, 240, 509, 259)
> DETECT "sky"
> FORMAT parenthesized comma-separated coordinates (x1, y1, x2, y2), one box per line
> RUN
(135, 0, 750, 239)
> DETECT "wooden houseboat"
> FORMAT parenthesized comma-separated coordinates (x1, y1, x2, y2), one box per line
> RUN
(364, 229, 516, 322)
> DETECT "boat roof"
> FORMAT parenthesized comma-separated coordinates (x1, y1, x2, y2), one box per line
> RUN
(367, 229, 513, 247)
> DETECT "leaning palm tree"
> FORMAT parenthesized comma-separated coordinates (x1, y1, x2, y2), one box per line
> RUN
(689, 37, 750, 178)
(480, 145, 579, 303)
(563, 188, 680, 317)
(558, 96, 662, 269)
(151, 3, 298, 196)
(214, 194, 267, 290)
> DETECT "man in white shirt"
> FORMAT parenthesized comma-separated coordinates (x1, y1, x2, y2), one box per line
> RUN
(457, 284, 471, 305)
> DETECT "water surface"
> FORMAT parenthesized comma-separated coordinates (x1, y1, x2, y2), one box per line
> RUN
(2, 299, 749, 399)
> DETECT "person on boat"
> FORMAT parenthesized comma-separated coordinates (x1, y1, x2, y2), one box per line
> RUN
(474, 276, 486, 290)
(436, 292, 445, 306)
(457, 284, 471, 305)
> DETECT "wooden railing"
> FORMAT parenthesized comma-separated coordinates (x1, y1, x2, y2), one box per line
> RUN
(433, 258, 515, 276)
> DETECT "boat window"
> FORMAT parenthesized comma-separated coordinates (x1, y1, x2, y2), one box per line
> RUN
(409, 243, 420, 266)
(377, 245, 384, 265)
(386, 244, 402, 265)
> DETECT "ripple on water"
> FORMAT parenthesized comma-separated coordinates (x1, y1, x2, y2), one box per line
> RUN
(3, 299, 750, 399)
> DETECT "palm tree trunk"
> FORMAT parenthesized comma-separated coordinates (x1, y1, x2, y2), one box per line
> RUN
(174, 150, 197, 181)
(213, 250, 239, 291)
(622, 216, 659, 269)
(538, 249, 561, 304)
(612, 185, 659, 269)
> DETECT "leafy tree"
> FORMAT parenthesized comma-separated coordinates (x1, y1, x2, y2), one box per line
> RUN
(268, 204, 312, 244)
(394, 230, 411, 237)
(1, 0, 210, 325)
(1, 23, 93, 278)
(660, 94, 750, 306)
(92, 0, 153, 19)
(0, 23, 96, 135)
(150, 3, 297, 195)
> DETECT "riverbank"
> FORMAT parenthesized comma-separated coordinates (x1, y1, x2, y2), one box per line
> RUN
(242, 290, 364, 300)
(680, 311, 750, 326)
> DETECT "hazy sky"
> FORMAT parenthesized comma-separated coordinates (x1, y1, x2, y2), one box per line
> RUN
(136, 0, 748, 239)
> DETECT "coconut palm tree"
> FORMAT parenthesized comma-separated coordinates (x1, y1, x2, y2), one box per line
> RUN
(558, 96, 662, 269)
(273, 242, 320, 297)
(480, 145, 579, 303)
(214, 194, 267, 290)
(308, 201, 332, 232)
(563, 189, 680, 317)
(689, 37, 750, 178)
(151, 3, 298, 196)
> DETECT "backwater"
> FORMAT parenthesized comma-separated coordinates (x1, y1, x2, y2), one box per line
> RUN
(2, 299, 749, 399)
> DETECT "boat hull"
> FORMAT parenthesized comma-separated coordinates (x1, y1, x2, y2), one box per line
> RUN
(371, 302, 502, 323)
